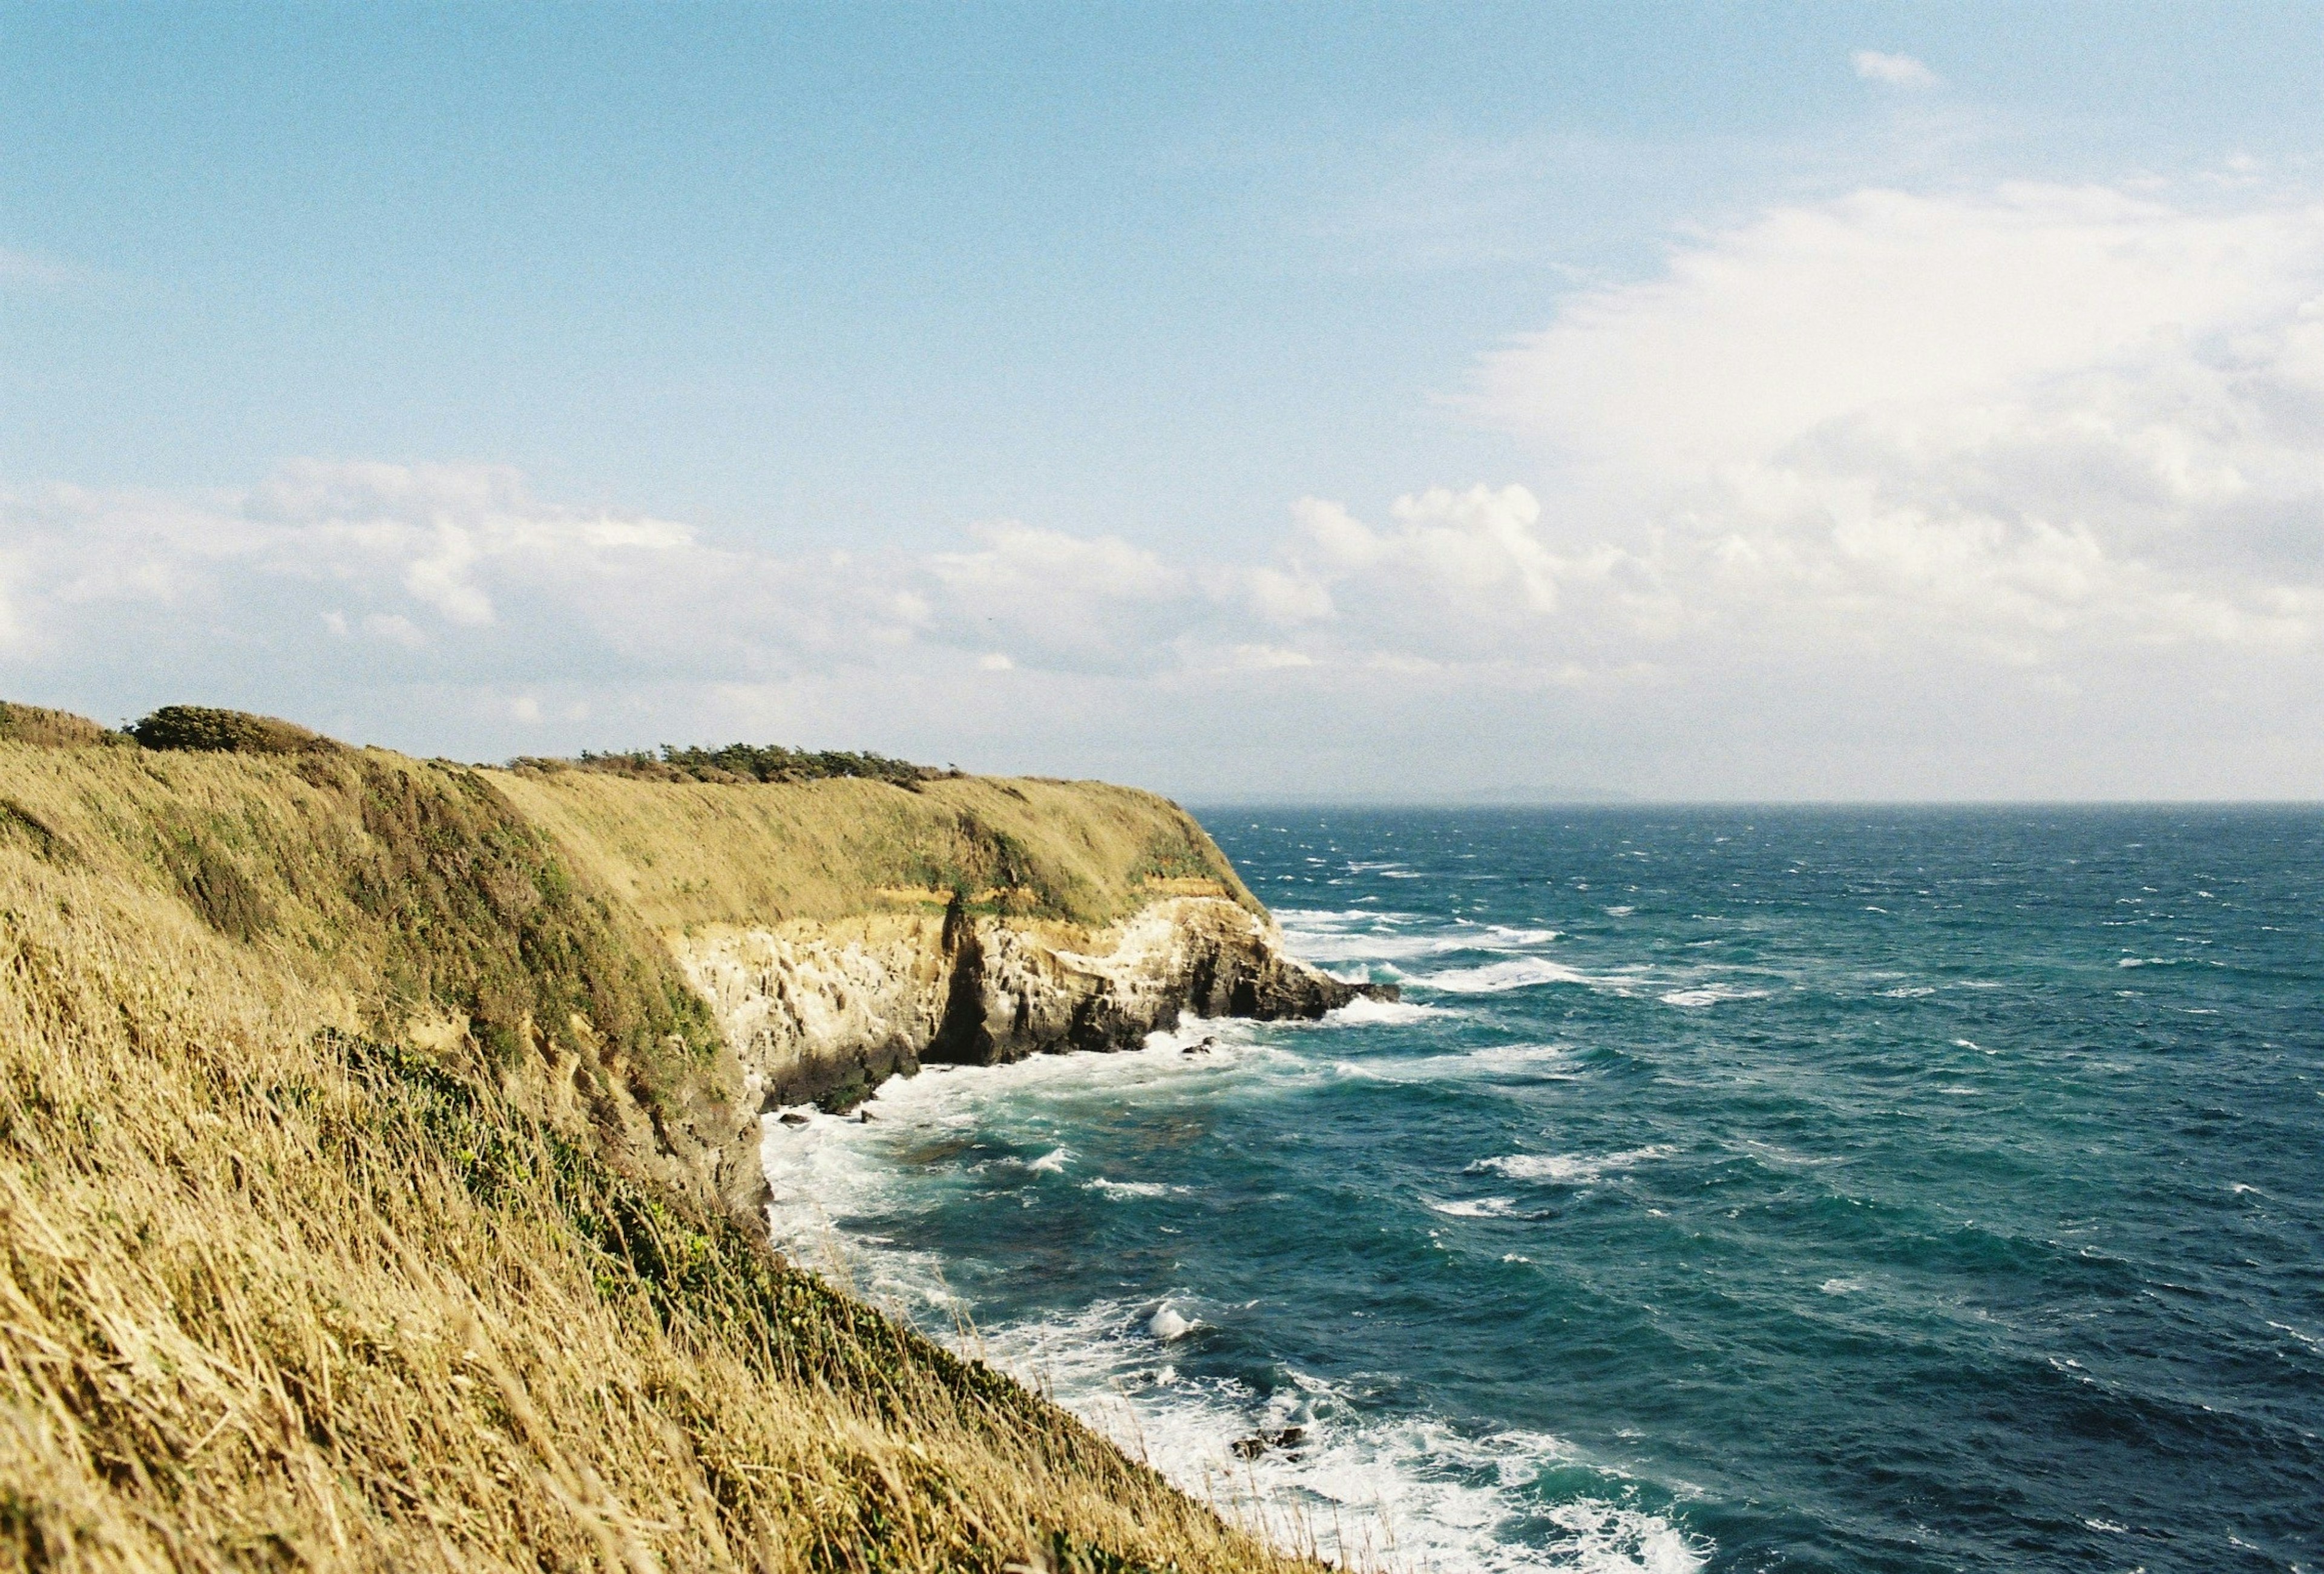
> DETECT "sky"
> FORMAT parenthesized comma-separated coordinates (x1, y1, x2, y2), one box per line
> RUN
(3, 2, 2322, 800)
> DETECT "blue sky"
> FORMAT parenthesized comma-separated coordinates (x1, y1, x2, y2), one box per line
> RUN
(4, 5, 2322, 797)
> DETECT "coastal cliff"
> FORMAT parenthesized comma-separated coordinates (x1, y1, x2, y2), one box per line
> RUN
(0, 700, 1353, 1573)
(0, 707, 1377, 1224)
(484, 759, 1384, 1216)
(680, 893, 1365, 1115)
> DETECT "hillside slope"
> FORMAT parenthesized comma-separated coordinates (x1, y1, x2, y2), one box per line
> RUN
(0, 710, 1353, 1572)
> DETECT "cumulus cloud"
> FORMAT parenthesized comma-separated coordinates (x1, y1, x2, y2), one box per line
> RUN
(1852, 50, 1938, 88)
(1459, 183, 2324, 674)
(4, 180, 2322, 796)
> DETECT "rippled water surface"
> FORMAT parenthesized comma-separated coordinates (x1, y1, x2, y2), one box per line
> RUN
(763, 808, 2324, 1573)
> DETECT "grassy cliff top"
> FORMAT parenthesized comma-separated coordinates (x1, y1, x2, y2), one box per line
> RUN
(5, 702, 1256, 932)
(490, 767, 1256, 931)
(0, 701, 1306, 1572)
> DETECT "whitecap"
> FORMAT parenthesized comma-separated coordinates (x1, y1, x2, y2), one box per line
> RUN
(1026, 1146, 1073, 1173)
(1083, 1177, 1177, 1199)
(1470, 1146, 1672, 1185)
(1328, 994, 1449, 1026)
(1659, 983, 1770, 1008)
(1429, 1196, 1520, 1218)
(1420, 957, 1631, 994)
(1147, 1303, 1196, 1342)
(1284, 922, 1560, 966)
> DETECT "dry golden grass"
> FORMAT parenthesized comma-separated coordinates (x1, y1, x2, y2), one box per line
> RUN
(0, 752, 1320, 1572)
(489, 771, 1258, 933)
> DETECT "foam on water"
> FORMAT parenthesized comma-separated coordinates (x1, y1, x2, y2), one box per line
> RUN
(1469, 1147, 1673, 1185)
(983, 1296, 1705, 1574)
(1656, 983, 1769, 1008)
(1418, 957, 1636, 995)
(1331, 995, 1456, 1026)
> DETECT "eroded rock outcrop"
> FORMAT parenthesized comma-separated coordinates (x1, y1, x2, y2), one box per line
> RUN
(675, 894, 1387, 1121)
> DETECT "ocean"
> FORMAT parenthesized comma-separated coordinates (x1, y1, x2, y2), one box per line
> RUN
(760, 807, 2323, 1573)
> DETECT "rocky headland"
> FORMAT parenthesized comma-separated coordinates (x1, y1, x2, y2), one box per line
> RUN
(0, 700, 1371, 1573)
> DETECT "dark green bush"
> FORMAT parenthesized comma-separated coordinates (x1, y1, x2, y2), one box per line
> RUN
(130, 704, 338, 755)
(516, 743, 959, 790)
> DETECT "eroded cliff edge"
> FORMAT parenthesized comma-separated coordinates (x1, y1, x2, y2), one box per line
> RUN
(682, 892, 1368, 1117)
(490, 766, 1387, 1219)
(0, 706, 1382, 1238)
(0, 704, 1341, 1573)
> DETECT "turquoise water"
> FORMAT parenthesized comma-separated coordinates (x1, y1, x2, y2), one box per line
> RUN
(761, 808, 2324, 1573)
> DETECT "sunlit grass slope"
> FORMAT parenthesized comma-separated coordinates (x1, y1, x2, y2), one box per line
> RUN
(0, 717, 1310, 1573)
(491, 766, 1258, 933)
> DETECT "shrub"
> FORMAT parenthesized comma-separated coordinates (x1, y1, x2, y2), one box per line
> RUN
(518, 743, 961, 790)
(129, 704, 339, 755)
(0, 701, 115, 749)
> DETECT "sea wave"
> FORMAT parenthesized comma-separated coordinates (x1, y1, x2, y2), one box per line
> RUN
(1469, 1146, 1673, 1185)
(1281, 921, 1564, 966)
(1328, 994, 1452, 1026)
(1417, 957, 1636, 995)
(1658, 983, 1770, 1008)
(984, 1299, 1707, 1574)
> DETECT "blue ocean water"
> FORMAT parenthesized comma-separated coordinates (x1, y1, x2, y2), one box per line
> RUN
(762, 808, 2324, 1573)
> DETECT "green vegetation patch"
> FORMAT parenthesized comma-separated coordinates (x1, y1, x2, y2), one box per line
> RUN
(517, 742, 959, 790)
(130, 704, 339, 755)
(330, 755, 723, 1082)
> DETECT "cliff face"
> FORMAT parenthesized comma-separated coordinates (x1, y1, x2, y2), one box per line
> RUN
(0, 719, 1381, 1232)
(678, 893, 1370, 1119)
(0, 709, 1332, 1574)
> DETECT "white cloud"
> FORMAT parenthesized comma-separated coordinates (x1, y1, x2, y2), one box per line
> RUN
(925, 521, 1192, 672)
(1852, 50, 1938, 88)
(2, 180, 2321, 796)
(1458, 183, 2324, 674)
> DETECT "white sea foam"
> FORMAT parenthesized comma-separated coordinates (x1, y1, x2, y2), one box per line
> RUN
(758, 1024, 1290, 1307)
(1282, 920, 1563, 966)
(1430, 1196, 1520, 1218)
(1420, 957, 1634, 995)
(1148, 1303, 1196, 1341)
(760, 1012, 1712, 1574)
(1452, 1042, 1582, 1077)
(1085, 1178, 1178, 1199)
(1658, 983, 1769, 1008)
(1469, 1146, 1673, 1185)
(1329, 995, 1451, 1026)
(1325, 1041, 1583, 1088)
(985, 1298, 1707, 1574)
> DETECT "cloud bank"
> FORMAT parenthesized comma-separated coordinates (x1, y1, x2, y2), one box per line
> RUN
(8, 181, 2323, 798)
